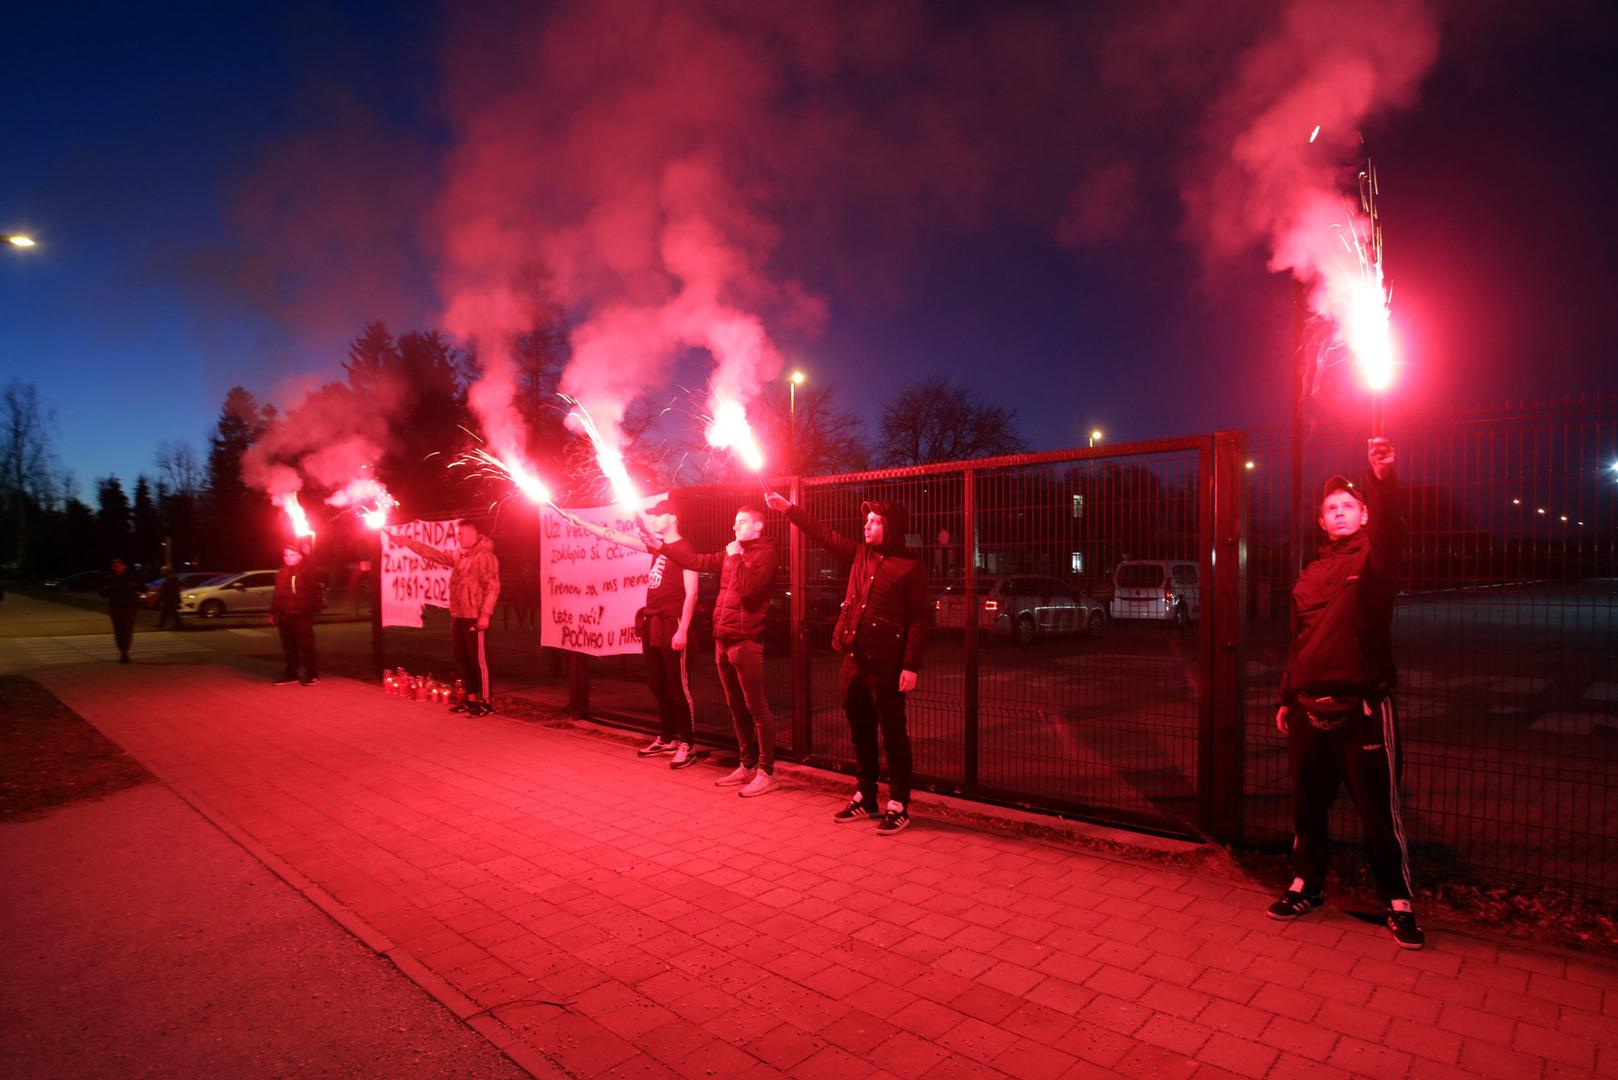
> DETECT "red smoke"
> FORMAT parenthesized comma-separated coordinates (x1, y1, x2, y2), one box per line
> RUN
(1176, 0, 1440, 349)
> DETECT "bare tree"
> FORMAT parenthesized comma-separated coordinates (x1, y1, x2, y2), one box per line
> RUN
(155, 439, 206, 494)
(877, 377, 1026, 467)
(1, 380, 62, 569)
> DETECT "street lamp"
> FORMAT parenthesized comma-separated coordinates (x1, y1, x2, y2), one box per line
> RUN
(4, 233, 37, 249)
(787, 371, 807, 473)
(1089, 429, 1103, 448)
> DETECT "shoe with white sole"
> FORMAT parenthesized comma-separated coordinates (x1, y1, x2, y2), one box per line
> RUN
(875, 801, 910, 835)
(738, 771, 779, 798)
(670, 743, 696, 769)
(715, 766, 754, 788)
(639, 737, 676, 757)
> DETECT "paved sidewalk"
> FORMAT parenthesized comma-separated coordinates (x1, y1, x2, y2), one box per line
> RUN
(40, 663, 1618, 1079)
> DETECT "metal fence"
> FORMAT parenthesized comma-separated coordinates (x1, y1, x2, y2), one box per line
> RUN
(379, 393, 1618, 896)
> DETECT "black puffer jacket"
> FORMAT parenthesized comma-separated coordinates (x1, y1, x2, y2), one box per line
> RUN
(272, 561, 323, 617)
(785, 500, 929, 671)
(1280, 469, 1405, 706)
(659, 537, 777, 643)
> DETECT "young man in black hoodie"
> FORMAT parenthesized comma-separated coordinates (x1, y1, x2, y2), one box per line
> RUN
(1269, 437, 1421, 949)
(766, 492, 929, 834)
(270, 539, 321, 686)
(653, 506, 781, 798)
(104, 558, 143, 664)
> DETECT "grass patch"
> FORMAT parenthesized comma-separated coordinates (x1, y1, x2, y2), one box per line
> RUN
(0, 676, 153, 820)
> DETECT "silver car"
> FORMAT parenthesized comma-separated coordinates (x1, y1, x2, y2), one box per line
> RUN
(180, 570, 279, 619)
(934, 574, 1106, 645)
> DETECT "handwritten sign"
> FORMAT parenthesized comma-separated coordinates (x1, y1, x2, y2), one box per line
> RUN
(540, 499, 663, 656)
(380, 518, 462, 628)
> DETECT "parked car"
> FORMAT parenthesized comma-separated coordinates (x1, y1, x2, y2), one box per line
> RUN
(1108, 560, 1200, 627)
(43, 570, 109, 592)
(934, 574, 1106, 645)
(139, 570, 229, 608)
(180, 570, 281, 619)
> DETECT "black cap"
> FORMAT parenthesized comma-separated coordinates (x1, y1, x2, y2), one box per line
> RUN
(646, 499, 675, 516)
(1321, 475, 1362, 502)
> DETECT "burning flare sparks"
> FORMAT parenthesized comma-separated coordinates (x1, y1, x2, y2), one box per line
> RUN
(276, 492, 315, 539)
(560, 394, 643, 511)
(451, 447, 557, 508)
(705, 398, 766, 473)
(327, 476, 397, 530)
(1322, 163, 1395, 394)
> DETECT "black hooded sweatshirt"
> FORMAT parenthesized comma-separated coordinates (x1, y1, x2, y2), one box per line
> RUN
(1279, 468, 1405, 706)
(784, 500, 929, 672)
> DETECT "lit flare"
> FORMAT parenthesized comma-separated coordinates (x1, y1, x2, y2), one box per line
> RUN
(276, 492, 316, 539)
(561, 395, 643, 511)
(451, 447, 557, 507)
(1325, 214, 1395, 392)
(328, 476, 397, 530)
(706, 398, 766, 473)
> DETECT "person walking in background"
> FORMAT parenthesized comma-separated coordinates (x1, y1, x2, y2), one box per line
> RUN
(155, 566, 183, 630)
(766, 492, 929, 835)
(1269, 437, 1422, 949)
(397, 521, 501, 716)
(654, 506, 780, 797)
(270, 540, 321, 686)
(563, 500, 702, 768)
(104, 558, 142, 664)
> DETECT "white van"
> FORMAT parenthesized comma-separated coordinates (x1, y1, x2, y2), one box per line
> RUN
(1109, 560, 1200, 627)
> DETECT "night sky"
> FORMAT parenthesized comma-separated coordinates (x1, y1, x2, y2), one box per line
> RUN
(5, 1, 1616, 496)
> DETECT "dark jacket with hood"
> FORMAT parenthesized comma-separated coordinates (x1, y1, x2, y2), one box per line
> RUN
(784, 500, 929, 671)
(104, 567, 144, 609)
(1280, 468, 1405, 707)
(659, 535, 777, 643)
(272, 555, 323, 617)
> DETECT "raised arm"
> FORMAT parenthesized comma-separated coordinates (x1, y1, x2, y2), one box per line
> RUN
(1363, 438, 1406, 578)
(560, 510, 653, 554)
(396, 536, 453, 567)
(765, 492, 857, 565)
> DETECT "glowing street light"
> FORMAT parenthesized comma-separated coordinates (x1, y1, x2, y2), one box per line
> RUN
(1244, 460, 1256, 471)
(788, 370, 807, 420)
(4, 233, 37, 249)
(1089, 429, 1103, 448)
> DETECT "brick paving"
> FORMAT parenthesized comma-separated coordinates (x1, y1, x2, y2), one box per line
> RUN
(39, 663, 1618, 1079)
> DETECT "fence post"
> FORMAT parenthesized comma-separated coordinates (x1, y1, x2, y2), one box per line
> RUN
(370, 542, 384, 680)
(1198, 430, 1247, 842)
(789, 475, 812, 756)
(962, 467, 979, 792)
(567, 653, 590, 716)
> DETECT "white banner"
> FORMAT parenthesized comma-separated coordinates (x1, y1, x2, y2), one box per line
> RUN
(540, 500, 662, 657)
(380, 518, 462, 628)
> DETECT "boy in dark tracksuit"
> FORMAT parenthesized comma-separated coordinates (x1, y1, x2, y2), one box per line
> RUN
(655, 506, 780, 798)
(562, 500, 701, 768)
(104, 558, 143, 663)
(766, 492, 929, 834)
(1270, 437, 1422, 949)
(270, 540, 321, 685)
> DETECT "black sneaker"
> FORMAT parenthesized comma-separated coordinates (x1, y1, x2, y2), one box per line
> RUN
(1387, 908, 1425, 950)
(832, 795, 873, 824)
(468, 700, 494, 717)
(272, 677, 299, 686)
(875, 801, 910, 836)
(1266, 889, 1324, 920)
(301, 677, 320, 686)
(448, 702, 470, 714)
